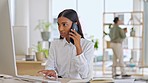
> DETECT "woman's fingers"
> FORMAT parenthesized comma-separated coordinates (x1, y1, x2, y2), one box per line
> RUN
(38, 70, 57, 78)
(69, 32, 81, 39)
(70, 29, 79, 35)
(38, 70, 47, 74)
(69, 32, 76, 38)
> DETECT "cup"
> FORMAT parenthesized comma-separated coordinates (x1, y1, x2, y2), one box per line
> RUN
(25, 55, 35, 61)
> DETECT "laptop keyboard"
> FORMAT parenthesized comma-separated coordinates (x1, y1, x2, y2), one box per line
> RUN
(16, 75, 60, 83)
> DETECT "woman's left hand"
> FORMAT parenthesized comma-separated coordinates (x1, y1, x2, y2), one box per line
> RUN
(69, 29, 82, 55)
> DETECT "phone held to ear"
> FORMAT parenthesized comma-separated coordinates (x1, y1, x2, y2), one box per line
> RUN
(70, 23, 79, 44)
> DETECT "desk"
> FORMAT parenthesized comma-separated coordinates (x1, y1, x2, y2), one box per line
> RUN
(0, 77, 74, 83)
(0, 74, 111, 83)
(0, 78, 29, 83)
(1, 76, 147, 83)
(16, 61, 45, 75)
(0, 79, 115, 83)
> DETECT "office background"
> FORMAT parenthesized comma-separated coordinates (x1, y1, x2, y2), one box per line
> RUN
(7, 0, 148, 75)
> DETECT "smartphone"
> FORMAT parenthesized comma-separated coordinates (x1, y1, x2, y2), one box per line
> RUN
(70, 23, 79, 44)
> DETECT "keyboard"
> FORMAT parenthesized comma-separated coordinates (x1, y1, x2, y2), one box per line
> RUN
(16, 75, 61, 83)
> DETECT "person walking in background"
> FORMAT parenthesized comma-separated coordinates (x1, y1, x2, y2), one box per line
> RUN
(109, 17, 131, 78)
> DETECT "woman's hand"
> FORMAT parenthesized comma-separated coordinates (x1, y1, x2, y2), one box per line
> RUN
(69, 29, 82, 55)
(123, 28, 127, 33)
(38, 70, 57, 78)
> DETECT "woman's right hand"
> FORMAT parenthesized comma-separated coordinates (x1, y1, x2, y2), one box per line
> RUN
(38, 70, 57, 78)
(123, 28, 127, 33)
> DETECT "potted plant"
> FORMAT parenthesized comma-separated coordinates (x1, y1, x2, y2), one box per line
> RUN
(35, 20, 52, 41)
(34, 43, 49, 61)
(130, 27, 135, 37)
(94, 39, 99, 50)
(90, 36, 99, 50)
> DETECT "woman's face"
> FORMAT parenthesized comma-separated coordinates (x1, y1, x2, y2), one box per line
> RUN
(117, 20, 123, 25)
(57, 17, 72, 38)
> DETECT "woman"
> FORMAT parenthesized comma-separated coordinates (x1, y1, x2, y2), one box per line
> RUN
(109, 17, 131, 78)
(39, 9, 94, 79)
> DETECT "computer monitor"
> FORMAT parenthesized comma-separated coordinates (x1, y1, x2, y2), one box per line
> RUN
(0, 0, 17, 76)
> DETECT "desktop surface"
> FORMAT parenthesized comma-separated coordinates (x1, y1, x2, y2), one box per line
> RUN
(0, 74, 62, 83)
(0, 74, 92, 83)
(1, 74, 148, 83)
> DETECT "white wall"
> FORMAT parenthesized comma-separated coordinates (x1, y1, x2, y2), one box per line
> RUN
(14, 0, 29, 55)
(13, 0, 51, 55)
(29, 0, 50, 46)
(15, 0, 29, 26)
(78, 0, 103, 39)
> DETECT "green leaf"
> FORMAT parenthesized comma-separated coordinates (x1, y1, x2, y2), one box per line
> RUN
(94, 39, 99, 50)
(43, 49, 49, 58)
(35, 20, 51, 31)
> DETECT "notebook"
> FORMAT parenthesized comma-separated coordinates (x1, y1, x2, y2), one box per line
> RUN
(90, 77, 114, 83)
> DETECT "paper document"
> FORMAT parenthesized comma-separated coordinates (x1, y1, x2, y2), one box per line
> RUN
(68, 79, 90, 83)
(134, 81, 147, 83)
(114, 79, 135, 83)
(92, 77, 114, 81)
(89, 77, 114, 83)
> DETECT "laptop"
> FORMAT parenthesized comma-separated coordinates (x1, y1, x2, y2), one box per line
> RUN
(0, 0, 59, 82)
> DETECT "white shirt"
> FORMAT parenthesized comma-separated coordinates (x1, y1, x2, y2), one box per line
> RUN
(45, 38, 94, 79)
